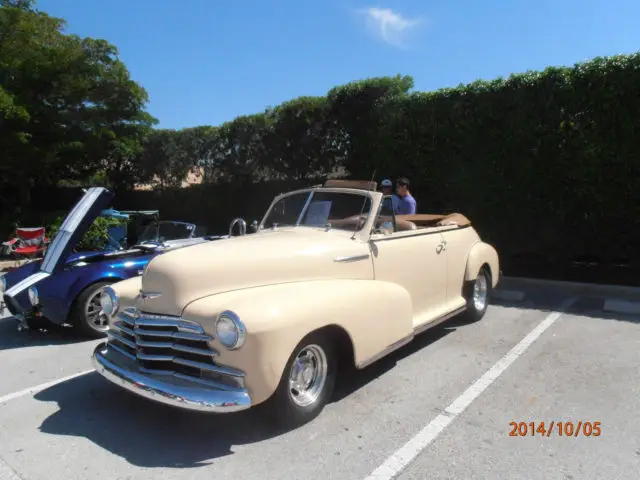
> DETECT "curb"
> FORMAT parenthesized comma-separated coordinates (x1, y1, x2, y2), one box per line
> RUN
(494, 276, 640, 315)
(604, 299, 640, 315)
(499, 276, 640, 297)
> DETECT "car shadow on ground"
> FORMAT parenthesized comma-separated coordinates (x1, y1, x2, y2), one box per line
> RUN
(34, 318, 460, 468)
(0, 316, 91, 351)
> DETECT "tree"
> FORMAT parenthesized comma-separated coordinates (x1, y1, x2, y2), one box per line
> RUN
(0, 0, 157, 216)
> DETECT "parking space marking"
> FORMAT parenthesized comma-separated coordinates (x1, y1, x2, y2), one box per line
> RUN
(0, 369, 93, 405)
(364, 296, 578, 480)
(0, 456, 24, 480)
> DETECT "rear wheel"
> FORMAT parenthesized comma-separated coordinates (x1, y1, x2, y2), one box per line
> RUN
(70, 281, 113, 338)
(268, 331, 337, 429)
(464, 267, 491, 322)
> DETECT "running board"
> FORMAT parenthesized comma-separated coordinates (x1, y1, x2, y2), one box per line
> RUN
(356, 305, 467, 369)
(413, 306, 467, 335)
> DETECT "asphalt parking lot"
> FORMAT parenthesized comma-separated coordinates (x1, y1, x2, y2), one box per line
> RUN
(1, 278, 639, 480)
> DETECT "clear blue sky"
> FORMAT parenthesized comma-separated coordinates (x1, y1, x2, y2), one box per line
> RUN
(36, 0, 640, 130)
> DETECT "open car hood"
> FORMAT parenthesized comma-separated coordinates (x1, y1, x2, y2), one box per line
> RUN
(4, 187, 114, 307)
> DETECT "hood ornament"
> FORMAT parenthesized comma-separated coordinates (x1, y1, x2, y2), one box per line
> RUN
(139, 290, 161, 301)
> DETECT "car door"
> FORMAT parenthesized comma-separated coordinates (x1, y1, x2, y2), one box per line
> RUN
(3, 187, 114, 313)
(369, 225, 448, 329)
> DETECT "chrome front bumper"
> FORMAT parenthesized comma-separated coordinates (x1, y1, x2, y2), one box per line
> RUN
(92, 342, 252, 413)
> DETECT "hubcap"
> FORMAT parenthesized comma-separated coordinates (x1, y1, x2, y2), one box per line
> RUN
(288, 344, 328, 407)
(85, 287, 109, 331)
(473, 273, 488, 312)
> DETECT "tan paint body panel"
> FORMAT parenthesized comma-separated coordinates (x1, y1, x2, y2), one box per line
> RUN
(110, 275, 142, 310)
(139, 228, 374, 316)
(182, 279, 413, 405)
(106, 187, 501, 408)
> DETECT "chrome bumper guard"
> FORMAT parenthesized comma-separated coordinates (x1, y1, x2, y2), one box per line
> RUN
(92, 342, 252, 413)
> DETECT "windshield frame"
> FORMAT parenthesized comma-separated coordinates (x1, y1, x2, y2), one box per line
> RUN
(259, 187, 377, 232)
(137, 220, 196, 243)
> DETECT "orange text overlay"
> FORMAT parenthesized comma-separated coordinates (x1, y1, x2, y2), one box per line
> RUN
(509, 421, 601, 437)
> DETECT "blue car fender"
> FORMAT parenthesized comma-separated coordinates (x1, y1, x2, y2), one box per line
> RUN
(64, 255, 153, 314)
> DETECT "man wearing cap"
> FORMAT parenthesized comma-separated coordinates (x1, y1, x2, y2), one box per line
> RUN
(380, 179, 398, 212)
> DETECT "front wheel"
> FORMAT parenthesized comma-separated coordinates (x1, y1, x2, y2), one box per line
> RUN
(464, 268, 492, 322)
(70, 281, 113, 338)
(268, 331, 337, 429)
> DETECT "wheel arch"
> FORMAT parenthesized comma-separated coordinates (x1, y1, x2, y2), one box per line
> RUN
(67, 276, 123, 324)
(463, 241, 500, 288)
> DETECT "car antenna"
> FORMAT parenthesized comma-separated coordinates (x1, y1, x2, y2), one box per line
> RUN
(351, 169, 376, 240)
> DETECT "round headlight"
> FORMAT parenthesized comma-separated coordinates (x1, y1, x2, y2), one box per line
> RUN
(0, 276, 6, 293)
(215, 310, 246, 350)
(28, 286, 39, 306)
(100, 286, 119, 317)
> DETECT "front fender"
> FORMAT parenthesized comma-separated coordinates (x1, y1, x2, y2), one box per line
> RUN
(105, 276, 143, 325)
(182, 279, 414, 405)
(464, 241, 500, 287)
(66, 268, 124, 312)
(66, 257, 150, 312)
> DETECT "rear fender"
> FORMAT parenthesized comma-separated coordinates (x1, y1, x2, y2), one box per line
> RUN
(182, 279, 414, 405)
(464, 241, 500, 287)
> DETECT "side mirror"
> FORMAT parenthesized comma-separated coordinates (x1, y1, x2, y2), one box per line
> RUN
(228, 218, 247, 236)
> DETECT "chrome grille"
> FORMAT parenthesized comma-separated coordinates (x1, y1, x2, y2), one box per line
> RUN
(107, 308, 245, 391)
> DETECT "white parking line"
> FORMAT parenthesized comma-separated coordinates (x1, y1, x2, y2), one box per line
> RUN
(364, 296, 578, 480)
(0, 369, 94, 405)
(0, 456, 24, 480)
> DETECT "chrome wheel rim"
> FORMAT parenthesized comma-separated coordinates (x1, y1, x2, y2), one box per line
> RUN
(85, 287, 109, 331)
(288, 344, 328, 407)
(473, 273, 488, 312)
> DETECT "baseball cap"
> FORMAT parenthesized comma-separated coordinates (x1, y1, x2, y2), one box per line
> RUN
(381, 179, 392, 187)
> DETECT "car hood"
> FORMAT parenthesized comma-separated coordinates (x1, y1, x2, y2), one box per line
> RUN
(138, 228, 374, 316)
(3, 187, 114, 312)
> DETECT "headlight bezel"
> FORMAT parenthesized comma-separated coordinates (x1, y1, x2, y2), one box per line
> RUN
(100, 286, 119, 317)
(215, 310, 246, 350)
(28, 286, 39, 306)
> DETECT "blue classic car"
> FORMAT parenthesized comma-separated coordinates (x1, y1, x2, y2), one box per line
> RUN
(0, 187, 227, 338)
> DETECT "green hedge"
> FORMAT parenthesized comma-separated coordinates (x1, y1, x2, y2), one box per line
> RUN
(12, 53, 640, 282)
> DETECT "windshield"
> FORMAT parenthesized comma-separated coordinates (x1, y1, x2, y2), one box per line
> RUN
(138, 222, 195, 243)
(261, 190, 373, 231)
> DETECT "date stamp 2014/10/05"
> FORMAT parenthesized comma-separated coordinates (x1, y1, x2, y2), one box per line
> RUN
(509, 421, 601, 437)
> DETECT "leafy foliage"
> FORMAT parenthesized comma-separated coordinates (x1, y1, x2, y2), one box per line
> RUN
(0, 0, 156, 217)
(122, 54, 639, 275)
(2, 0, 638, 280)
(47, 215, 124, 251)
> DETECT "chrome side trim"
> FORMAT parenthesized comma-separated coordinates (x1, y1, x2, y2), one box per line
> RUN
(354, 305, 468, 369)
(413, 306, 467, 335)
(356, 334, 414, 369)
(333, 254, 370, 263)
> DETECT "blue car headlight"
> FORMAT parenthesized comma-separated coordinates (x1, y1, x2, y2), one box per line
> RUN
(100, 286, 119, 317)
(0, 276, 6, 293)
(28, 286, 39, 306)
(215, 310, 246, 350)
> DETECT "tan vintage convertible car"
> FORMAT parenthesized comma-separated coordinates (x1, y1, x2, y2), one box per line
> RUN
(92, 180, 500, 428)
